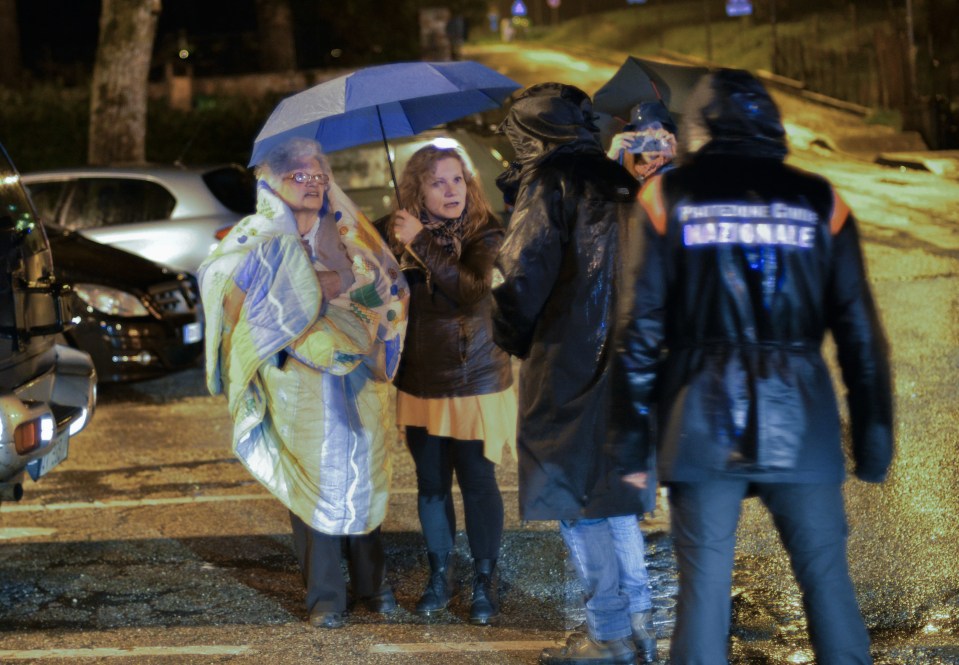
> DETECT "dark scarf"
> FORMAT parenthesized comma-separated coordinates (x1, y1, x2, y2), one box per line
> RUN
(420, 209, 467, 257)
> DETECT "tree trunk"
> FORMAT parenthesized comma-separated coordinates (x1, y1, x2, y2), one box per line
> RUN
(0, 0, 22, 88)
(254, 0, 297, 72)
(88, 0, 161, 165)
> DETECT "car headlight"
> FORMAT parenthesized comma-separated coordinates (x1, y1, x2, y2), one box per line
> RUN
(73, 283, 149, 317)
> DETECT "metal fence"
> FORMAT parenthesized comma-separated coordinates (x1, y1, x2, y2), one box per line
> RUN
(774, 27, 958, 149)
(774, 29, 908, 110)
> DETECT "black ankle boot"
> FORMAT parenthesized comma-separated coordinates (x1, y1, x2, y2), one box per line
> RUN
(415, 552, 453, 616)
(469, 558, 499, 625)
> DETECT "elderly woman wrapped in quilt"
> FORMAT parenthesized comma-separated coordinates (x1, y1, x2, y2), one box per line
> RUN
(198, 137, 408, 629)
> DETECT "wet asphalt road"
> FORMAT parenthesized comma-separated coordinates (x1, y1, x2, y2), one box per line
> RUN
(0, 367, 676, 665)
(2, 44, 959, 665)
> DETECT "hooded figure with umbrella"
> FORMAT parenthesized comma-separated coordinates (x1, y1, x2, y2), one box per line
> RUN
(592, 55, 709, 150)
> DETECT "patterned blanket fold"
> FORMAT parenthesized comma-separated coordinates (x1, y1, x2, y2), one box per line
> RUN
(199, 182, 408, 534)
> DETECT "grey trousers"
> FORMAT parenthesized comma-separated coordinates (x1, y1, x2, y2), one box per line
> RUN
(668, 480, 872, 665)
(289, 511, 389, 614)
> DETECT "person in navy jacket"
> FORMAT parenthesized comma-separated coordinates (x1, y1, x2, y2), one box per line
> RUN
(609, 68, 894, 664)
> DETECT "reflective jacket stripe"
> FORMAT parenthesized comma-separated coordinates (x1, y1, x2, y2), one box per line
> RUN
(830, 187, 850, 235)
(638, 176, 668, 236)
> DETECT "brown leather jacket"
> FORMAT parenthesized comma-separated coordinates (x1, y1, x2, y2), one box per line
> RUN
(392, 213, 512, 399)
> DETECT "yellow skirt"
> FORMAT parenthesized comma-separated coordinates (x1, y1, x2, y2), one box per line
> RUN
(396, 388, 518, 465)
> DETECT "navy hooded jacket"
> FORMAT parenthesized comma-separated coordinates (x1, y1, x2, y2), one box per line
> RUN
(608, 69, 894, 485)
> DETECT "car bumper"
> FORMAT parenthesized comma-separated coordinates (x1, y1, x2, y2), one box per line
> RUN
(71, 315, 204, 383)
(0, 345, 96, 501)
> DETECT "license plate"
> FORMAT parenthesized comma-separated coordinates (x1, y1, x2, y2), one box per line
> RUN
(183, 322, 203, 344)
(26, 431, 70, 481)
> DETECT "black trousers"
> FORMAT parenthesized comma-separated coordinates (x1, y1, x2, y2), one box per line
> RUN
(289, 511, 389, 613)
(405, 425, 504, 561)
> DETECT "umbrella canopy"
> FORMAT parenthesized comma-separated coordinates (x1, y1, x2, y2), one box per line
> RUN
(592, 56, 710, 149)
(249, 61, 522, 167)
(593, 56, 711, 122)
(593, 57, 671, 123)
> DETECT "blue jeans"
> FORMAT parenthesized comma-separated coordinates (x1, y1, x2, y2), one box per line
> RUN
(668, 481, 872, 665)
(608, 514, 653, 614)
(560, 517, 651, 641)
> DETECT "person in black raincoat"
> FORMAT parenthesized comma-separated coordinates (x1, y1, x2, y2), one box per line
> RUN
(609, 68, 894, 663)
(492, 82, 657, 665)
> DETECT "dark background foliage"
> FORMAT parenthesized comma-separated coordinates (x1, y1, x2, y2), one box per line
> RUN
(4, 0, 957, 170)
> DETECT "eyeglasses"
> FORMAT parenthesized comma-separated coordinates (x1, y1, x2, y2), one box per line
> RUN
(285, 172, 329, 185)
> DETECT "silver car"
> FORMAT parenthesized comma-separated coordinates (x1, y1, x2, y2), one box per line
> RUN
(22, 164, 256, 274)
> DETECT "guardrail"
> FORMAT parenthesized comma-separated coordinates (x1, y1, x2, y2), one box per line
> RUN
(657, 48, 872, 117)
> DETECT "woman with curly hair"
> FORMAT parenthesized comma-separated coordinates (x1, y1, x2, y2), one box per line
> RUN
(387, 144, 516, 625)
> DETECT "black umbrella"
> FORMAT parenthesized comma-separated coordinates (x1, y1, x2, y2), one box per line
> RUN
(592, 56, 711, 145)
(594, 56, 711, 120)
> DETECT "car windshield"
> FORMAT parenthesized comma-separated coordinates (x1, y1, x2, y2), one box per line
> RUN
(202, 166, 256, 215)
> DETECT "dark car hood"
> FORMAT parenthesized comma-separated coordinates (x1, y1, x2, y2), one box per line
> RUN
(46, 227, 182, 291)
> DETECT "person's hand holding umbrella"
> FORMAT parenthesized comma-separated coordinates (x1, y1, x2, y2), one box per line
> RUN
(392, 209, 423, 246)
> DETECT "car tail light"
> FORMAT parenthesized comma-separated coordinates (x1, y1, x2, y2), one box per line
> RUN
(14, 415, 55, 454)
(214, 225, 235, 240)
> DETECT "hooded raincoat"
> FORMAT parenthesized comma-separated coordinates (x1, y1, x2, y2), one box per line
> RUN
(608, 69, 894, 485)
(492, 83, 655, 521)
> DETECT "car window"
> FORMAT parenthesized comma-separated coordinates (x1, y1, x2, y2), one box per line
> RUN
(328, 145, 394, 190)
(1, 147, 54, 352)
(63, 178, 175, 229)
(0, 153, 48, 257)
(202, 166, 255, 215)
(24, 181, 69, 226)
(328, 138, 482, 190)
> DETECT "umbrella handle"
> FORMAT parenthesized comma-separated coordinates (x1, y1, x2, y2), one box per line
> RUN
(376, 105, 415, 268)
(377, 106, 402, 209)
(375, 106, 416, 269)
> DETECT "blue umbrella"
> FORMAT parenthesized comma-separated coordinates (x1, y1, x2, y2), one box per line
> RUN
(249, 60, 522, 193)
